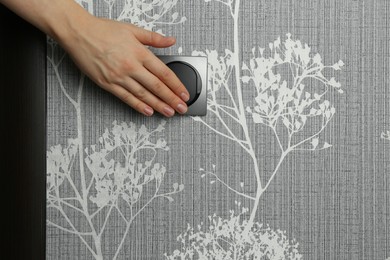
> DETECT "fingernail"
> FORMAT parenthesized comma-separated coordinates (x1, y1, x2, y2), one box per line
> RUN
(180, 92, 190, 102)
(177, 103, 188, 114)
(144, 107, 154, 116)
(163, 106, 175, 117)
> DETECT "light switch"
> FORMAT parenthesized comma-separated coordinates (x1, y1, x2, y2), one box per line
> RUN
(158, 56, 208, 116)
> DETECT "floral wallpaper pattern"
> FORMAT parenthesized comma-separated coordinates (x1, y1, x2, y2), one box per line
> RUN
(47, 0, 390, 259)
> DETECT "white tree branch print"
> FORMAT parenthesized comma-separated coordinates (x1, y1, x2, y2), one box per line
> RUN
(47, 121, 183, 259)
(382, 130, 390, 142)
(47, 0, 186, 259)
(165, 202, 301, 260)
(76, 0, 186, 31)
(167, 0, 344, 258)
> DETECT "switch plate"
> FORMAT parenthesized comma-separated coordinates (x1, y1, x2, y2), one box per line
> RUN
(158, 56, 208, 116)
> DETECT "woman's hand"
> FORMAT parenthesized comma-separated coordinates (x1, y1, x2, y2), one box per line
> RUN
(1, 0, 190, 117)
(62, 17, 190, 117)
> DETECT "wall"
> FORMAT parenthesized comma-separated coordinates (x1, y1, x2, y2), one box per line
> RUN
(0, 6, 46, 259)
(46, 0, 390, 259)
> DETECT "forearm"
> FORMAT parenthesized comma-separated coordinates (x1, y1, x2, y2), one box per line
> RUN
(0, 0, 92, 43)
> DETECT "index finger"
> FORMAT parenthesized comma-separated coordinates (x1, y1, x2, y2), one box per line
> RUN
(143, 55, 190, 103)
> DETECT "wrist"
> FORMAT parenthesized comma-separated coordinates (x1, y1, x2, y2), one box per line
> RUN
(43, 1, 94, 47)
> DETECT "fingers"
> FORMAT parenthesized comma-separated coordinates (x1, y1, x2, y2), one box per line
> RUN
(120, 77, 178, 117)
(130, 25, 176, 48)
(143, 57, 190, 103)
(131, 67, 188, 115)
(92, 22, 190, 117)
(109, 84, 155, 117)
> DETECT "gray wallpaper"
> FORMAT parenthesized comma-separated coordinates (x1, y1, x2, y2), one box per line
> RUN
(46, 0, 390, 259)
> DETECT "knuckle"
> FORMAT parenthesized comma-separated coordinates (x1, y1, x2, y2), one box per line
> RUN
(121, 59, 136, 72)
(118, 92, 132, 104)
(151, 31, 163, 44)
(168, 96, 182, 107)
(153, 81, 165, 92)
(136, 88, 147, 99)
(134, 102, 144, 112)
(174, 83, 185, 92)
(107, 70, 120, 82)
(142, 50, 155, 62)
(149, 31, 157, 43)
(96, 77, 109, 89)
(136, 45, 149, 56)
(161, 67, 172, 80)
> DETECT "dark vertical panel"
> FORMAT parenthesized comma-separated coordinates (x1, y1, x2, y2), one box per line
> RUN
(0, 4, 46, 260)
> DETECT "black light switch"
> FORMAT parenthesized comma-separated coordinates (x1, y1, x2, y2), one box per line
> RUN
(158, 55, 208, 116)
(166, 61, 201, 106)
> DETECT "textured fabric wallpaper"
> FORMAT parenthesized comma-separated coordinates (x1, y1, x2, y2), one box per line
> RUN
(46, 0, 390, 259)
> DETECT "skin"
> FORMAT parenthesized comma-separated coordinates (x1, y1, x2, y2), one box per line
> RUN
(0, 0, 190, 117)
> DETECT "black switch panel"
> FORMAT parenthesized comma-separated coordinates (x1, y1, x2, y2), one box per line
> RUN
(158, 56, 208, 116)
(166, 61, 201, 106)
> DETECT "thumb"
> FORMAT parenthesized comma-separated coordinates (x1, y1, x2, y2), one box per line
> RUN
(131, 26, 176, 48)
